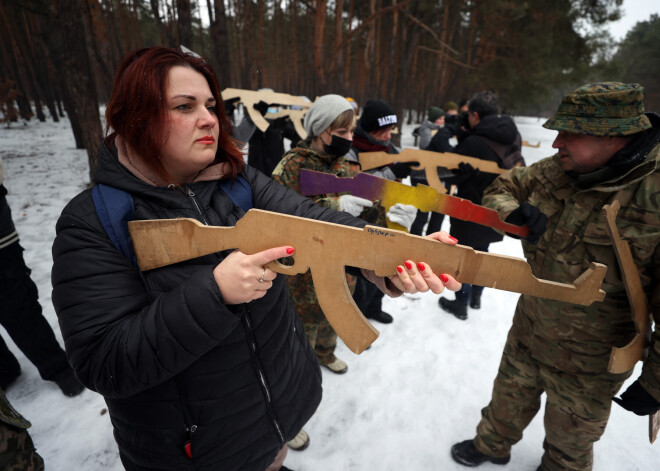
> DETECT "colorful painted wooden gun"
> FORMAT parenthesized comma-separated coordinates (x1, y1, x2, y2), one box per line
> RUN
(299, 170, 530, 237)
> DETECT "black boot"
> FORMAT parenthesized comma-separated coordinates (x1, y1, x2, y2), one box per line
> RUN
(469, 291, 482, 309)
(0, 352, 21, 391)
(53, 368, 85, 397)
(439, 298, 468, 320)
(451, 440, 510, 467)
(365, 310, 393, 324)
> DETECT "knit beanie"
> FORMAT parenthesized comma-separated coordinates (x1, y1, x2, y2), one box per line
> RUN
(303, 94, 353, 138)
(359, 99, 397, 133)
(428, 106, 445, 122)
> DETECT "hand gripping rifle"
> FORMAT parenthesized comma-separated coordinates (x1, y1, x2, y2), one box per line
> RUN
(128, 210, 606, 354)
(358, 148, 510, 194)
(299, 170, 530, 238)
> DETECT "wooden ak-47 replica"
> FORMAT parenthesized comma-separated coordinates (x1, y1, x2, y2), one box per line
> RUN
(603, 201, 659, 443)
(128, 210, 607, 355)
(298, 170, 530, 238)
(221, 88, 310, 136)
(358, 148, 509, 194)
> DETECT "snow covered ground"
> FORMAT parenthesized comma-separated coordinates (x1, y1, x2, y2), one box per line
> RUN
(0, 115, 657, 470)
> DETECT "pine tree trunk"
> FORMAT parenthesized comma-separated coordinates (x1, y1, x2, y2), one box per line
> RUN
(312, 0, 327, 95)
(210, 0, 231, 87)
(46, 0, 103, 180)
(176, 0, 193, 47)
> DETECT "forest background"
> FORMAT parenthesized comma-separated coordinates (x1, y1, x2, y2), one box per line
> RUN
(1, 0, 660, 177)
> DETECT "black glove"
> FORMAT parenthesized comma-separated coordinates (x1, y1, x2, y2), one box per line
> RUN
(451, 162, 480, 185)
(223, 97, 240, 117)
(444, 114, 463, 136)
(459, 111, 470, 129)
(390, 162, 416, 178)
(253, 100, 270, 116)
(505, 202, 548, 244)
(613, 380, 660, 416)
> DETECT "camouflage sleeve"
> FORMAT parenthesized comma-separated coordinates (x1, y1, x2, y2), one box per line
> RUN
(271, 154, 341, 211)
(482, 165, 536, 220)
(639, 243, 660, 402)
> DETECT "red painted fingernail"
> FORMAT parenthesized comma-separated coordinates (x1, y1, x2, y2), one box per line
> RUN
(449, 236, 458, 242)
(405, 261, 413, 270)
(396, 266, 403, 273)
(416, 262, 425, 271)
(440, 274, 449, 283)
(286, 247, 295, 254)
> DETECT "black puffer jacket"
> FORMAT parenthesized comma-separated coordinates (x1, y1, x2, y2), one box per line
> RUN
(52, 141, 364, 470)
(450, 114, 520, 247)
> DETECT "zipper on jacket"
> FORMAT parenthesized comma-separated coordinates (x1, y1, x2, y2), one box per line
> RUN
(184, 424, 197, 459)
(243, 308, 285, 444)
(185, 186, 209, 225)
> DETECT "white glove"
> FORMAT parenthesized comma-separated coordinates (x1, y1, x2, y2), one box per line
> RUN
(339, 195, 373, 217)
(387, 203, 418, 231)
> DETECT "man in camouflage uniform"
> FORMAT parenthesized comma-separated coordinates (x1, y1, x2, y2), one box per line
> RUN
(0, 389, 44, 470)
(451, 83, 660, 470)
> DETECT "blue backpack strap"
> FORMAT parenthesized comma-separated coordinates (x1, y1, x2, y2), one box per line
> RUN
(218, 176, 253, 211)
(91, 184, 137, 268)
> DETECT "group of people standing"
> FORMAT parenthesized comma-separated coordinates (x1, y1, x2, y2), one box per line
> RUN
(2, 44, 660, 471)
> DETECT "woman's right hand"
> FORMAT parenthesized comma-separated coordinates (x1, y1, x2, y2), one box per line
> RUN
(213, 246, 294, 304)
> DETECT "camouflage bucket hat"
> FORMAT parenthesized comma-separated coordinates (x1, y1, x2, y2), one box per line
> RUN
(543, 82, 652, 136)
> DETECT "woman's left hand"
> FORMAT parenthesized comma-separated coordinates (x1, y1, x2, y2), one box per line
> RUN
(389, 230, 462, 294)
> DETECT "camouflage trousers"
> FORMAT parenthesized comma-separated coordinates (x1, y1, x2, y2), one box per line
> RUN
(286, 271, 356, 365)
(474, 328, 631, 471)
(0, 423, 44, 471)
(303, 321, 338, 366)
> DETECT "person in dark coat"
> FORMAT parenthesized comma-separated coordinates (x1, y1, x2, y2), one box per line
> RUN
(0, 157, 83, 397)
(344, 99, 418, 323)
(51, 47, 459, 471)
(436, 91, 523, 320)
(243, 100, 302, 177)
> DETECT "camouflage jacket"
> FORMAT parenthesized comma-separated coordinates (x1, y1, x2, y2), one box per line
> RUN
(483, 140, 660, 401)
(272, 139, 362, 209)
(271, 140, 365, 321)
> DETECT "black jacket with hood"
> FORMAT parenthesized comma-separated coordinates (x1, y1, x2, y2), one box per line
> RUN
(52, 141, 364, 470)
(450, 114, 520, 247)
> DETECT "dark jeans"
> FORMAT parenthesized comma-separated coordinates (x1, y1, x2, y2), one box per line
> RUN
(409, 176, 448, 236)
(454, 245, 489, 303)
(410, 210, 444, 236)
(0, 241, 71, 382)
(352, 276, 385, 317)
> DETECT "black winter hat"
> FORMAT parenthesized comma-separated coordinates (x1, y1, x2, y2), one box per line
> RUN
(359, 99, 397, 133)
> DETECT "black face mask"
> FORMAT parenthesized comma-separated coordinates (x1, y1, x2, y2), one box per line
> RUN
(323, 134, 353, 156)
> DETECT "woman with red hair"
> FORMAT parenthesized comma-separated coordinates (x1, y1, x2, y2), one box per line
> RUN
(51, 47, 459, 471)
